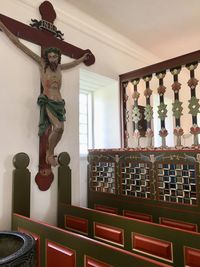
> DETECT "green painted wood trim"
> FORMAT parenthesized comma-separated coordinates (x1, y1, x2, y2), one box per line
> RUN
(12, 153, 31, 217)
(57, 152, 71, 228)
(12, 213, 167, 267)
(88, 191, 200, 228)
(59, 204, 200, 267)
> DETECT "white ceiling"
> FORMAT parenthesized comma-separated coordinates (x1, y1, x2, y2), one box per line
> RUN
(66, 0, 200, 60)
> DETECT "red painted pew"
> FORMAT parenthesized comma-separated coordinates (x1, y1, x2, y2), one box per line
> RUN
(13, 213, 170, 267)
(58, 204, 200, 267)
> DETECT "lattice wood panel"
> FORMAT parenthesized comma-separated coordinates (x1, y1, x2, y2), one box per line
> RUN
(157, 163, 197, 205)
(89, 162, 116, 194)
(120, 162, 151, 199)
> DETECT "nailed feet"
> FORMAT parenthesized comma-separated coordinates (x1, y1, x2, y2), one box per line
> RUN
(46, 151, 58, 167)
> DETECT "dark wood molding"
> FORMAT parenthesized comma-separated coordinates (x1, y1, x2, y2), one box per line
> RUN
(120, 50, 200, 82)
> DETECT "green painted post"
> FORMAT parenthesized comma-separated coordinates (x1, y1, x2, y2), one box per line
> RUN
(57, 152, 71, 227)
(12, 153, 31, 217)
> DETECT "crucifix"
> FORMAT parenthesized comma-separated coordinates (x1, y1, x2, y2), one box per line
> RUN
(0, 1, 95, 191)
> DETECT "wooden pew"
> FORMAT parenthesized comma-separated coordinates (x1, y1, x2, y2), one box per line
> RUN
(58, 204, 200, 267)
(94, 203, 198, 232)
(12, 152, 199, 266)
(12, 213, 170, 267)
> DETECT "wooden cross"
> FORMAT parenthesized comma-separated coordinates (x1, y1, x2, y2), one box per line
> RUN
(0, 1, 95, 191)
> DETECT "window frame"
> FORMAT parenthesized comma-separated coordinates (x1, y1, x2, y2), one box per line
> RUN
(79, 90, 94, 156)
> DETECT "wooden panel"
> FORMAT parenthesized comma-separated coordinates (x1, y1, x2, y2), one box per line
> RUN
(160, 217, 197, 232)
(65, 215, 88, 234)
(132, 233, 173, 262)
(18, 227, 40, 267)
(123, 210, 152, 222)
(185, 247, 200, 267)
(95, 204, 118, 214)
(85, 255, 112, 267)
(13, 213, 175, 267)
(94, 223, 124, 247)
(46, 240, 76, 267)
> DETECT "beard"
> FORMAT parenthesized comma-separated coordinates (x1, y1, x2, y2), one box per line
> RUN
(49, 62, 58, 72)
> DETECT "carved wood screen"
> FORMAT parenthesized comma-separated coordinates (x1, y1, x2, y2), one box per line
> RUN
(88, 149, 199, 206)
(119, 50, 200, 149)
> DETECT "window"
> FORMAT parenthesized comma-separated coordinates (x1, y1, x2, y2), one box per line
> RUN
(79, 91, 93, 155)
(79, 68, 119, 154)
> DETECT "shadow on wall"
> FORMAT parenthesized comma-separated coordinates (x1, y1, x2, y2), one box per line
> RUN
(1, 155, 14, 230)
(31, 167, 58, 226)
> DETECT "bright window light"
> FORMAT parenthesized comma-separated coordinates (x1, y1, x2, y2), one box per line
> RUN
(79, 91, 93, 155)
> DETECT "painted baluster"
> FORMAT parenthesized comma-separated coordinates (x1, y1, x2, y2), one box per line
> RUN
(132, 79, 141, 148)
(171, 68, 184, 147)
(143, 76, 153, 148)
(122, 82, 129, 147)
(186, 63, 200, 146)
(156, 72, 168, 148)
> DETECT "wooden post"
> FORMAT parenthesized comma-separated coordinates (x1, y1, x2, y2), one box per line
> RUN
(57, 152, 71, 228)
(12, 153, 31, 217)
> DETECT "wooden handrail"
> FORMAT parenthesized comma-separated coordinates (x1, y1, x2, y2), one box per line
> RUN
(119, 50, 200, 82)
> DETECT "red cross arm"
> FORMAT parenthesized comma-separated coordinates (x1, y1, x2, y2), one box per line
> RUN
(0, 14, 95, 66)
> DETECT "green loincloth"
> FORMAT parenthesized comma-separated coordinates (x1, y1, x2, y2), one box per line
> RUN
(37, 94, 66, 136)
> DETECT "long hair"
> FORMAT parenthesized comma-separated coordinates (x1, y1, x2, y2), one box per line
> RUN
(43, 47, 61, 72)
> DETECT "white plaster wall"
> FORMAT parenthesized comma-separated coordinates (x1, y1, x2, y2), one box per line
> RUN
(80, 156, 88, 207)
(0, 0, 159, 229)
(93, 82, 120, 148)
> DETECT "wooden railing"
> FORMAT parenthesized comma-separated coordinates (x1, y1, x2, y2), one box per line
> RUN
(88, 148, 200, 229)
(119, 50, 200, 148)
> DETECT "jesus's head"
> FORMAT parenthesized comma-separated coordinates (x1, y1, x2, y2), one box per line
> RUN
(44, 47, 61, 72)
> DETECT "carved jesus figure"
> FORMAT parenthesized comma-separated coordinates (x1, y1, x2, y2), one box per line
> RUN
(0, 20, 89, 166)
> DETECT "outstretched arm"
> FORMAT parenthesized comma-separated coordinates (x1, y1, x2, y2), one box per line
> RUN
(0, 20, 41, 65)
(61, 53, 90, 70)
